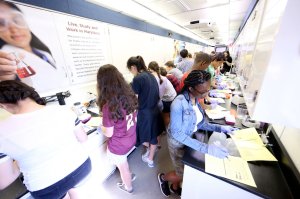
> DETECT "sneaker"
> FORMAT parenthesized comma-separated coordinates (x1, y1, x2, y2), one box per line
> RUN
(170, 184, 182, 196)
(142, 156, 154, 167)
(117, 183, 133, 194)
(117, 173, 136, 185)
(131, 173, 136, 181)
(157, 173, 170, 197)
(142, 147, 150, 160)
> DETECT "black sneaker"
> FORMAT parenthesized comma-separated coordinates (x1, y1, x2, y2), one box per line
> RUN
(170, 183, 182, 196)
(158, 173, 170, 197)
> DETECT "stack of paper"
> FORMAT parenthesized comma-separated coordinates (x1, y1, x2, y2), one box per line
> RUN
(205, 154, 257, 187)
(230, 128, 277, 161)
(205, 127, 277, 188)
(205, 105, 230, 120)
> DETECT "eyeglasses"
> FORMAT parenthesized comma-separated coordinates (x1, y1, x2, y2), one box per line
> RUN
(0, 11, 28, 32)
(193, 87, 209, 97)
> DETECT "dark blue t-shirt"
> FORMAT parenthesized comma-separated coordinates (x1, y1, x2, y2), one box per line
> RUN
(131, 71, 159, 110)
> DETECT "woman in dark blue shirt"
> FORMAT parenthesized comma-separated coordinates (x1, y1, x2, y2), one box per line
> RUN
(127, 56, 164, 168)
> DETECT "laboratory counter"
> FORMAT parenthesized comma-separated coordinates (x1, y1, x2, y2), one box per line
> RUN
(181, 131, 293, 199)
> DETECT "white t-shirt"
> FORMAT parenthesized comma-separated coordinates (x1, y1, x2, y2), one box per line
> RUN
(193, 104, 203, 132)
(0, 106, 88, 191)
(154, 75, 177, 102)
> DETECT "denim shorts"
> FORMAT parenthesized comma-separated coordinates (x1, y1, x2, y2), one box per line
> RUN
(30, 158, 91, 199)
(167, 135, 185, 177)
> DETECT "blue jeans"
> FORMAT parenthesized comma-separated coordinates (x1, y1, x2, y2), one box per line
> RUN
(30, 158, 91, 199)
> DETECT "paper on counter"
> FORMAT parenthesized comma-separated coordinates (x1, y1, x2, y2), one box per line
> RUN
(205, 105, 230, 120)
(86, 116, 102, 127)
(208, 97, 225, 104)
(87, 107, 100, 115)
(237, 147, 277, 161)
(205, 154, 257, 187)
(231, 128, 277, 161)
(231, 128, 264, 146)
(205, 109, 230, 120)
(211, 89, 232, 94)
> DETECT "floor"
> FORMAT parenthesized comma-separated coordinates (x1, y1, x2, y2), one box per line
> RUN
(101, 134, 181, 199)
(1, 133, 180, 199)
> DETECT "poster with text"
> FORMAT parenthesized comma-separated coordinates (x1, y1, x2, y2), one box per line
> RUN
(54, 14, 111, 84)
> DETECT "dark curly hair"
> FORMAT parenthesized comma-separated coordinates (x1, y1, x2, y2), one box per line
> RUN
(97, 64, 138, 121)
(181, 70, 211, 93)
(0, 80, 46, 105)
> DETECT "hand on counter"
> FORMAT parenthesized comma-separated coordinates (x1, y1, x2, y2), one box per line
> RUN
(217, 84, 227, 90)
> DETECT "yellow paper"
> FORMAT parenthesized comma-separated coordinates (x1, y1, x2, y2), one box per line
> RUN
(238, 147, 277, 161)
(86, 117, 102, 127)
(205, 155, 257, 187)
(231, 128, 277, 161)
(231, 128, 264, 146)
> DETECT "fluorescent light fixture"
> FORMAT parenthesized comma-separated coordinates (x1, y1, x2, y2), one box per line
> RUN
(87, 0, 212, 45)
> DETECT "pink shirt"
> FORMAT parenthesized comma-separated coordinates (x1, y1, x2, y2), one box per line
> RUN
(102, 105, 137, 155)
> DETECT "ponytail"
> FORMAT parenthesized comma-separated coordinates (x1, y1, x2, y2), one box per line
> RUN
(0, 80, 46, 105)
(127, 55, 147, 72)
(30, 91, 46, 105)
(148, 61, 163, 84)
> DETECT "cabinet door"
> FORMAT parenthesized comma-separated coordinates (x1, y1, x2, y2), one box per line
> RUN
(235, 0, 266, 115)
(234, 0, 297, 127)
(85, 133, 116, 183)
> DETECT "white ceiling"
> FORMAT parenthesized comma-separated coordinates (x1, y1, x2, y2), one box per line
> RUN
(88, 0, 253, 45)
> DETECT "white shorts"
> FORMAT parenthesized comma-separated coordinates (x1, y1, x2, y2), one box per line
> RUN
(107, 148, 128, 166)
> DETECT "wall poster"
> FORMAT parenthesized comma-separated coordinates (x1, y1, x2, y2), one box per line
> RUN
(0, 1, 111, 94)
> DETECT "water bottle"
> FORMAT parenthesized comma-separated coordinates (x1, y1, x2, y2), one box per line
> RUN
(73, 102, 87, 117)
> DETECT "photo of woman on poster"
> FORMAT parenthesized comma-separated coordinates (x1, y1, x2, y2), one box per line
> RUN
(0, 0, 64, 92)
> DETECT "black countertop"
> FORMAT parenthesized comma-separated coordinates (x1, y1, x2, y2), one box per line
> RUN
(188, 98, 293, 198)
(182, 142, 293, 199)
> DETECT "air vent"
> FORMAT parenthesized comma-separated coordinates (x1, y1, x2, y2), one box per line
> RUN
(190, 20, 199, 24)
(201, 30, 213, 33)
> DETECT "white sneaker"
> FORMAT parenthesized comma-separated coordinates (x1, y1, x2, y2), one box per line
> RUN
(117, 173, 136, 185)
(142, 156, 154, 168)
(142, 147, 150, 160)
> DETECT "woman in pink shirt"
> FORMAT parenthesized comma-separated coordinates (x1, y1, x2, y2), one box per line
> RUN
(96, 64, 138, 194)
